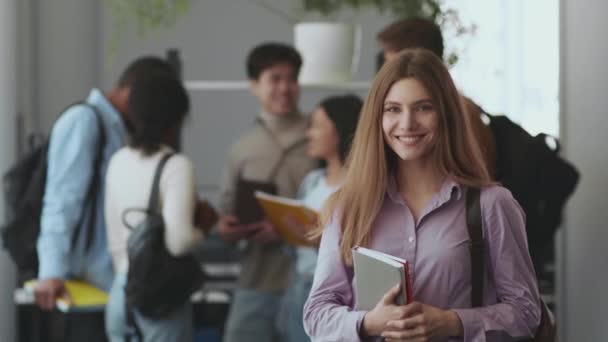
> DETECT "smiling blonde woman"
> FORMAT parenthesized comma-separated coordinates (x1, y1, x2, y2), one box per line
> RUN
(303, 48, 541, 342)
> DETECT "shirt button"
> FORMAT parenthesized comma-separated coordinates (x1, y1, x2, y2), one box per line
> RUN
(408, 236, 415, 243)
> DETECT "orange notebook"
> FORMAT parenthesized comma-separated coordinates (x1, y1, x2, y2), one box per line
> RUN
(254, 191, 318, 247)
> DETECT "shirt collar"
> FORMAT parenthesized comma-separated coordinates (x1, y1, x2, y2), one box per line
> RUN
(386, 173, 463, 206)
(258, 109, 302, 129)
(86, 88, 125, 129)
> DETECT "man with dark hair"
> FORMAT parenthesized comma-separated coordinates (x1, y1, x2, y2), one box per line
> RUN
(377, 17, 444, 62)
(246, 42, 303, 80)
(377, 18, 497, 177)
(217, 42, 316, 342)
(34, 56, 176, 340)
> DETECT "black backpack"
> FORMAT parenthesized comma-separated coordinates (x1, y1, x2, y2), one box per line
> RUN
(123, 153, 204, 320)
(485, 114, 579, 268)
(1, 103, 106, 282)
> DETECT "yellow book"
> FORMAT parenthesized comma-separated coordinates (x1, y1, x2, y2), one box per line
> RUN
(255, 191, 318, 247)
(24, 279, 108, 312)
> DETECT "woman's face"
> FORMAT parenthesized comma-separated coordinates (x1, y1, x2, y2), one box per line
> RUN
(382, 77, 439, 163)
(307, 107, 339, 160)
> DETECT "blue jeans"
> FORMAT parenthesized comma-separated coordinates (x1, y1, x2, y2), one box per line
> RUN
(223, 288, 282, 342)
(105, 273, 193, 342)
(276, 272, 314, 342)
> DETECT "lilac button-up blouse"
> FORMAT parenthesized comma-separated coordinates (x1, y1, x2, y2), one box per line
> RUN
(303, 178, 541, 341)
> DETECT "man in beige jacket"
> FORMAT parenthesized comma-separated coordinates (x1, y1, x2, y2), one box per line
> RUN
(217, 42, 317, 342)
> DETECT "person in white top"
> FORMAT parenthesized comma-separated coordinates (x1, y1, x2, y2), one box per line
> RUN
(104, 73, 215, 342)
(277, 94, 363, 342)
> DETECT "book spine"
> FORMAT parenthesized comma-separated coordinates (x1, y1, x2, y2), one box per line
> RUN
(404, 262, 413, 304)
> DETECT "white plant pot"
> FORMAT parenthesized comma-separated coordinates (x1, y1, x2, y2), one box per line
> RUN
(294, 22, 361, 84)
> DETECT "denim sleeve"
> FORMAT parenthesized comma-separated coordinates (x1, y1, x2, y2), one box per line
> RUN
(37, 106, 100, 280)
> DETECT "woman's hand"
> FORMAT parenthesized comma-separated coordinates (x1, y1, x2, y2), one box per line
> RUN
(249, 220, 281, 244)
(194, 199, 219, 234)
(381, 302, 463, 341)
(361, 284, 406, 337)
(282, 215, 312, 237)
(217, 215, 259, 242)
(282, 213, 321, 246)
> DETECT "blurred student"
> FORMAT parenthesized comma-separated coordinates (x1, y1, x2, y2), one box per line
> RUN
(35, 57, 175, 341)
(277, 94, 363, 342)
(217, 42, 317, 342)
(104, 73, 213, 341)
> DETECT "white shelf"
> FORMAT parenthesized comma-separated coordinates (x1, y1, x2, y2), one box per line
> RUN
(185, 80, 370, 91)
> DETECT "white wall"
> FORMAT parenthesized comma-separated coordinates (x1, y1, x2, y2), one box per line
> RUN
(35, 0, 101, 132)
(560, 0, 608, 340)
(0, 0, 18, 341)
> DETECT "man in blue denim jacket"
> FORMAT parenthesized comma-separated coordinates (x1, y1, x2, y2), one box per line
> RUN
(34, 57, 175, 321)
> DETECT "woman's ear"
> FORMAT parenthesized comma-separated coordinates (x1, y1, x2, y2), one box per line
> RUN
(114, 87, 131, 114)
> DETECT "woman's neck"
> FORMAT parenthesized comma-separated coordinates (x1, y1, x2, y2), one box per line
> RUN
(396, 157, 444, 200)
(325, 154, 344, 187)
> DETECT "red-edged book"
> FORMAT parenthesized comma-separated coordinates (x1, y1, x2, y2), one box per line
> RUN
(352, 246, 412, 310)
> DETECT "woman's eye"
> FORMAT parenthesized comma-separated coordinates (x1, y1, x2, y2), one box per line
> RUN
(415, 105, 433, 112)
(383, 106, 399, 113)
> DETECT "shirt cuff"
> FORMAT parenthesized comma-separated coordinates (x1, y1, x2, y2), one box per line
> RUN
(345, 310, 367, 342)
(37, 253, 69, 280)
(452, 308, 486, 342)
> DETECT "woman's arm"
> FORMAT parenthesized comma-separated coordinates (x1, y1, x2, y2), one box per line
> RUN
(161, 155, 204, 256)
(302, 215, 367, 341)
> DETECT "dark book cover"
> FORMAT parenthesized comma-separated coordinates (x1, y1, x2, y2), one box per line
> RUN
(233, 177, 277, 225)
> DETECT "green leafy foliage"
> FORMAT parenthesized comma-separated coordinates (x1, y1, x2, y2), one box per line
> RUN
(106, 0, 191, 60)
(301, 0, 442, 21)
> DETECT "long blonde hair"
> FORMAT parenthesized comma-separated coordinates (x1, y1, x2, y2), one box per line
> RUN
(313, 48, 492, 265)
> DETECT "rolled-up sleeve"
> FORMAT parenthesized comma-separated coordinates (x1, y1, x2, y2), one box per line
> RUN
(452, 187, 541, 341)
(303, 215, 368, 342)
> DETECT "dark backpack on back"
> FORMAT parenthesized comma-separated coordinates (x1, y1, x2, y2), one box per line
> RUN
(486, 114, 579, 267)
(1, 103, 106, 282)
(123, 153, 204, 319)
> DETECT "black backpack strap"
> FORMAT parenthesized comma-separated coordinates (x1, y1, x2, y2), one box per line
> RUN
(465, 187, 484, 307)
(147, 153, 174, 212)
(69, 102, 107, 252)
(255, 118, 308, 183)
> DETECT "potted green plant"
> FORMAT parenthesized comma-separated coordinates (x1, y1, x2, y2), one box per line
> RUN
(257, 0, 472, 83)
